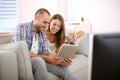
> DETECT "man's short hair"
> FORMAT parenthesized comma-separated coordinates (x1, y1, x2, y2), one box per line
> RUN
(35, 8, 50, 17)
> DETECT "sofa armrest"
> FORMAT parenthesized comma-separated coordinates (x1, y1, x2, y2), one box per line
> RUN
(0, 51, 18, 80)
(0, 41, 34, 80)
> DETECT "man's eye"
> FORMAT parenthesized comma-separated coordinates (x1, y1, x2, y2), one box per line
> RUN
(44, 22, 47, 24)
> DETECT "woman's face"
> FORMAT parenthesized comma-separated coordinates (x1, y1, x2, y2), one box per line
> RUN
(50, 19, 61, 34)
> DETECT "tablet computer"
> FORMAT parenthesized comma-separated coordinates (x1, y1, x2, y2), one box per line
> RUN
(57, 44, 78, 59)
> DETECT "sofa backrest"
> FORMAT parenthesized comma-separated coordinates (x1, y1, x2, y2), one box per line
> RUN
(75, 33, 89, 56)
(0, 33, 12, 44)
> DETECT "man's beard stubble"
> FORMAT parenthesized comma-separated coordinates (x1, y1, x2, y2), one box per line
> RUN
(34, 24, 41, 33)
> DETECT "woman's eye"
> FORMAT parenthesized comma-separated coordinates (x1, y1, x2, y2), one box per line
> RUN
(53, 24, 56, 26)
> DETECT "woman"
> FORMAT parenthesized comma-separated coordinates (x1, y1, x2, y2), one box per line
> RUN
(46, 14, 65, 54)
(46, 14, 74, 67)
(45, 14, 77, 80)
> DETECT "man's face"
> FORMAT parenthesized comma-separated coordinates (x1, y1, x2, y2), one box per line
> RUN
(35, 12, 50, 33)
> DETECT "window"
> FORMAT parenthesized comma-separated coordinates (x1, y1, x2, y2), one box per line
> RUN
(0, 0, 19, 32)
(67, 0, 89, 23)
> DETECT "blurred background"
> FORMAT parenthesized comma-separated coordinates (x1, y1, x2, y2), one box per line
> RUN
(0, 0, 120, 34)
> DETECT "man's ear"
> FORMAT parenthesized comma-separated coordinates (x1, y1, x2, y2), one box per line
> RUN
(34, 16, 38, 21)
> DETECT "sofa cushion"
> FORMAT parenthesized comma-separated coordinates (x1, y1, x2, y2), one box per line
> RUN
(0, 51, 18, 80)
(0, 41, 34, 80)
(69, 54, 88, 80)
(75, 33, 89, 56)
(69, 54, 88, 73)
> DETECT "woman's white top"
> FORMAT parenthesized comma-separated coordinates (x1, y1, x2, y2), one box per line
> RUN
(30, 34, 38, 54)
(48, 41, 56, 54)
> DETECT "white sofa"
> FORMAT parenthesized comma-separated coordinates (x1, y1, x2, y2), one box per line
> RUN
(0, 33, 89, 80)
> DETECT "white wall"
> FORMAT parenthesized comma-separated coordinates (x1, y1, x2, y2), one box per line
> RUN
(18, 0, 120, 33)
(67, 0, 120, 33)
(19, 0, 57, 23)
(89, 0, 120, 33)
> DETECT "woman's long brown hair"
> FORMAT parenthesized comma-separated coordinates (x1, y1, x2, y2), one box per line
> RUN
(47, 14, 65, 48)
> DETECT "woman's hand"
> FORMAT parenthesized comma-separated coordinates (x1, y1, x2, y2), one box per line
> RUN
(46, 54, 62, 65)
(58, 58, 72, 67)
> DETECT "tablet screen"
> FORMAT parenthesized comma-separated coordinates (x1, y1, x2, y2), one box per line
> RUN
(57, 44, 78, 59)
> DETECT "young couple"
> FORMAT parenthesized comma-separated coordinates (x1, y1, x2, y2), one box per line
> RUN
(13, 8, 77, 80)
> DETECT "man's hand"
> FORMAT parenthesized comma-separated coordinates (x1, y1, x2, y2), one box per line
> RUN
(30, 52, 62, 65)
(58, 58, 72, 67)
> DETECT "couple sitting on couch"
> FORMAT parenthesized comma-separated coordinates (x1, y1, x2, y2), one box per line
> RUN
(12, 8, 79, 80)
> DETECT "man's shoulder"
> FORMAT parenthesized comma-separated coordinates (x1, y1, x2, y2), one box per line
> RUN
(18, 21, 32, 28)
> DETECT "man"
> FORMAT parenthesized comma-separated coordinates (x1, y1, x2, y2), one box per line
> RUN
(13, 8, 76, 80)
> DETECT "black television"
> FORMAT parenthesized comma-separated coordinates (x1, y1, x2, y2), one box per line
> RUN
(89, 33, 120, 80)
